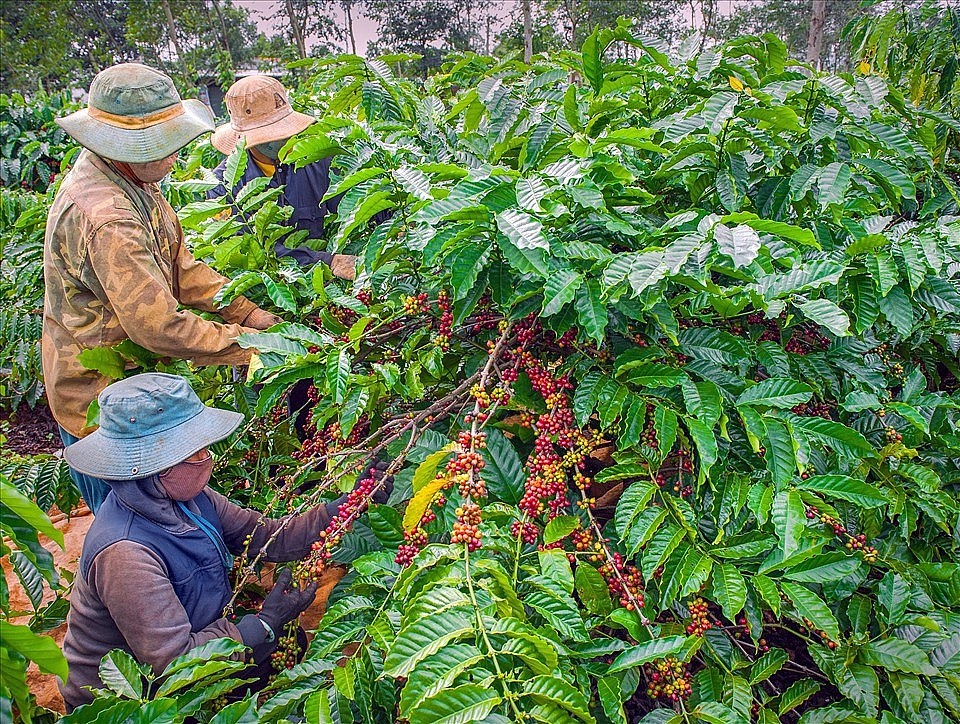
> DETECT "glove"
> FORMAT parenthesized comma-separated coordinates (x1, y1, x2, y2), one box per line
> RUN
(360, 458, 394, 505)
(258, 567, 317, 634)
(235, 567, 316, 648)
(326, 458, 394, 519)
(242, 307, 283, 330)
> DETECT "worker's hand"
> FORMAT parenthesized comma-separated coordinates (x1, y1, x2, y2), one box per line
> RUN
(359, 458, 394, 505)
(242, 307, 283, 330)
(330, 254, 358, 281)
(326, 458, 394, 519)
(258, 568, 318, 633)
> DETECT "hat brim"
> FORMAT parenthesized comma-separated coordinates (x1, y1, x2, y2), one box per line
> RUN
(56, 99, 214, 163)
(64, 404, 243, 481)
(211, 109, 315, 155)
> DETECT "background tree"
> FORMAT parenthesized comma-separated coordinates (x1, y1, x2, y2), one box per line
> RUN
(365, 0, 464, 74)
(716, 0, 863, 70)
(124, 0, 261, 89)
(268, 0, 343, 61)
(497, 0, 686, 58)
(1, 0, 261, 95)
(806, 0, 826, 66)
(1, 0, 137, 93)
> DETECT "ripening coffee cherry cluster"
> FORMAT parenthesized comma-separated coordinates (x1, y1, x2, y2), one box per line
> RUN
(645, 657, 692, 702)
(323, 301, 361, 330)
(295, 412, 370, 463)
(395, 527, 428, 566)
(686, 597, 712, 636)
(434, 289, 453, 350)
(445, 440, 487, 500)
(355, 289, 372, 307)
(748, 312, 783, 343)
(785, 325, 830, 354)
(395, 494, 446, 566)
(270, 627, 299, 671)
(458, 431, 486, 449)
(510, 520, 539, 544)
(571, 527, 596, 553)
(802, 617, 838, 649)
(641, 416, 659, 450)
(401, 293, 429, 316)
(885, 427, 903, 443)
(470, 384, 492, 409)
(873, 343, 904, 376)
(791, 401, 833, 419)
(300, 470, 379, 582)
(451, 502, 482, 551)
(467, 308, 500, 335)
(599, 552, 645, 610)
(805, 505, 878, 563)
(514, 360, 599, 520)
(556, 328, 578, 349)
(514, 314, 541, 345)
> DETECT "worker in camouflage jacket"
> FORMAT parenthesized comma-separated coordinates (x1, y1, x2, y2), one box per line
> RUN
(44, 63, 282, 514)
(206, 74, 359, 279)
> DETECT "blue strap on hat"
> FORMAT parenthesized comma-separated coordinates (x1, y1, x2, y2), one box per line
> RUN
(176, 501, 233, 571)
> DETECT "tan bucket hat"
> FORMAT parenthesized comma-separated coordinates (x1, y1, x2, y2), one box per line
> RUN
(211, 75, 315, 155)
(56, 63, 214, 163)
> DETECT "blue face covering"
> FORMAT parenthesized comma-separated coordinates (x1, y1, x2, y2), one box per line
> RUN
(253, 139, 286, 161)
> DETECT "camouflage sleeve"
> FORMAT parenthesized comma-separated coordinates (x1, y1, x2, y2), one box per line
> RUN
(172, 236, 257, 325)
(87, 219, 254, 365)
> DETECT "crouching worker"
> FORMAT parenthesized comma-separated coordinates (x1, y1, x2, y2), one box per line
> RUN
(58, 372, 392, 712)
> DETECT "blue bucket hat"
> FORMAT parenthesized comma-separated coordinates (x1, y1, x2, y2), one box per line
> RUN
(63, 373, 243, 481)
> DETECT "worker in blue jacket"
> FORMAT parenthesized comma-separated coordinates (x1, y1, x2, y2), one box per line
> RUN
(207, 74, 356, 279)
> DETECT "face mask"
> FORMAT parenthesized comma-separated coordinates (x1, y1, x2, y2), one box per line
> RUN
(158, 452, 213, 501)
(253, 140, 286, 161)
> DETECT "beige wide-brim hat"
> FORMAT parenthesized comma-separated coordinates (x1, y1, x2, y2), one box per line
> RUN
(212, 74, 315, 155)
(57, 63, 214, 164)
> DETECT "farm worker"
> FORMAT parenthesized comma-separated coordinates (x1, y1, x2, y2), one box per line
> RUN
(58, 372, 393, 712)
(44, 62, 282, 514)
(207, 74, 358, 279)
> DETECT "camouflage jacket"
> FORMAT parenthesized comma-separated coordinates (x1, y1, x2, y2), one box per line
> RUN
(42, 150, 259, 436)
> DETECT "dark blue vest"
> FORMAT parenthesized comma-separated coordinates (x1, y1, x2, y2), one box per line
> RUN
(80, 491, 232, 632)
(208, 153, 337, 240)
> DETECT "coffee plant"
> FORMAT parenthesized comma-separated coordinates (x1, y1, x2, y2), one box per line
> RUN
(0, 91, 78, 193)
(0, 475, 69, 723)
(0, 19, 950, 724)
(1, 189, 54, 409)
(123, 26, 960, 724)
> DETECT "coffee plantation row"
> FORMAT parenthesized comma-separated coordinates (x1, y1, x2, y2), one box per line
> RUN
(3, 23, 960, 724)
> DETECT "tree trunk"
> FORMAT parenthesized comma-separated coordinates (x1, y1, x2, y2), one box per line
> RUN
(698, 0, 717, 52)
(522, 0, 533, 63)
(210, 0, 234, 65)
(806, 0, 826, 68)
(561, 0, 579, 49)
(285, 0, 308, 60)
(160, 0, 189, 81)
(344, 1, 356, 54)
